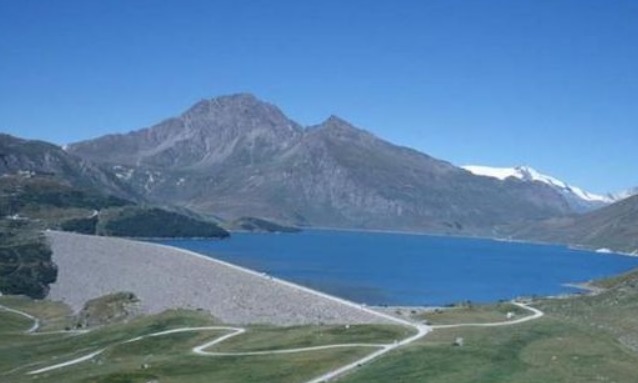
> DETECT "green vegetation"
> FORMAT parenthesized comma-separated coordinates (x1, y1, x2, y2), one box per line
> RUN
(341, 318, 638, 383)
(0, 295, 73, 331)
(0, 296, 406, 383)
(0, 174, 229, 239)
(592, 267, 638, 290)
(60, 216, 98, 234)
(0, 225, 56, 299)
(212, 324, 412, 352)
(0, 175, 130, 219)
(340, 269, 638, 383)
(226, 216, 301, 233)
(96, 206, 229, 238)
(415, 302, 529, 325)
(4, 271, 638, 383)
(537, 275, 638, 354)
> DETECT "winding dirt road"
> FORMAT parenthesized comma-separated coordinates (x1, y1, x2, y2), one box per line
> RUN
(0, 300, 543, 382)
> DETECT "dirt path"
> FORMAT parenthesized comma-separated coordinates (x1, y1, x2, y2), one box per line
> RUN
(1, 301, 544, 381)
(431, 301, 544, 330)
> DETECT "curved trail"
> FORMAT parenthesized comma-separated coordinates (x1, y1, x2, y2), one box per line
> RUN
(0, 303, 40, 333)
(0, 300, 543, 382)
(431, 301, 544, 330)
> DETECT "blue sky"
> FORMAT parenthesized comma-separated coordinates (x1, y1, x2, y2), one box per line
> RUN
(1, 0, 636, 193)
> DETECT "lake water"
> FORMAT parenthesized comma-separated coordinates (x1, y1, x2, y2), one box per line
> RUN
(158, 230, 638, 306)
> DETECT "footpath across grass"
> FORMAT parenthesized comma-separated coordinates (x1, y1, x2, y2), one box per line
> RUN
(340, 317, 638, 383)
(5, 268, 638, 383)
(415, 302, 529, 325)
(340, 273, 638, 383)
(0, 296, 408, 383)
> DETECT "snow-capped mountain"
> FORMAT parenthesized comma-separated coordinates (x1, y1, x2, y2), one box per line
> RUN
(609, 187, 638, 202)
(462, 165, 613, 212)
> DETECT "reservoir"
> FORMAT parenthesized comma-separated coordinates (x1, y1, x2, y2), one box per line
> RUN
(159, 230, 638, 306)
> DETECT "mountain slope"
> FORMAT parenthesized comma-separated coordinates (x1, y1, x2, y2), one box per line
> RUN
(610, 186, 638, 201)
(68, 94, 573, 234)
(0, 134, 229, 240)
(0, 134, 138, 200)
(513, 194, 638, 254)
(463, 165, 611, 212)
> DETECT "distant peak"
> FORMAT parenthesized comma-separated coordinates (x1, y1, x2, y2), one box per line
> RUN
(215, 93, 258, 102)
(206, 93, 263, 107)
(462, 164, 612, 204)
(183, 93, 277, 118)
(318, 115, 361, 131)
(324, 114, 349, 125)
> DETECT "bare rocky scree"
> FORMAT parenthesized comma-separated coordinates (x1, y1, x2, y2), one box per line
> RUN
(46, 231, 390, 325)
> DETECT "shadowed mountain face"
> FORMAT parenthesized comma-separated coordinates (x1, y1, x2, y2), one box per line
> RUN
(513, 194, 638, 254)
(68, 94, 572, 234)
(0, 134, 138, 200)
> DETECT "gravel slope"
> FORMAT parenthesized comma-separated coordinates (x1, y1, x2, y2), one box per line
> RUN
(46, 231, 392, 325)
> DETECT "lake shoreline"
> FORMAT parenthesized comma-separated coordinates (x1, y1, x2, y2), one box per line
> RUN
(306, 226, 637, 258)
(166, 230, 638, 307)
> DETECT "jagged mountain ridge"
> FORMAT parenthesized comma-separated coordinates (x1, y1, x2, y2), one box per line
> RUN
(68, 94, 573, 234)
(463, 165, 612, 212)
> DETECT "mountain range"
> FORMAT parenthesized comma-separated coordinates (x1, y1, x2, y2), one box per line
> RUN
(462, 165, 614, 212)
(67, 93, 576, 235)
(2, 93, 635, 252)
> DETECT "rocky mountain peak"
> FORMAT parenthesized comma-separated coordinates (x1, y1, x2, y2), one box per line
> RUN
(313, 114, 376, 143)
(66, 94, 575, 233)
(68, 94, 304, 169)
(181, 93, 301, 134)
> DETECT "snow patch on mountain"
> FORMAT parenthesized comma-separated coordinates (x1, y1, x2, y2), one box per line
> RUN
(609, 187, 638, 202)
(463, 165, 613, 211)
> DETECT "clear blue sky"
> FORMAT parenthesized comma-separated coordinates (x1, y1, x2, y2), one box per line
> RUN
(1, 0, 636, 193)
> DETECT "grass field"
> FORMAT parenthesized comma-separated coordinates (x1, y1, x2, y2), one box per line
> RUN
(339, 273, 638, 383)
(0, 296, 409, 383)
(3, 267, 638, 383)
(416, 302, 529, 325)
(340, 317, 638, 383)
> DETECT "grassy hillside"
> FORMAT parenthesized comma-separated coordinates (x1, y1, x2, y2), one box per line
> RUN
(0, 174, 229, 239)
(0, 174, 130, 227)
(4, 275, 638, 383)
(513, 194, 638, 253)
(96, 206, 230, 238)
(340, 269, 638, 383)
(0, 296, 407, 383)
(0, 174, 228, 299)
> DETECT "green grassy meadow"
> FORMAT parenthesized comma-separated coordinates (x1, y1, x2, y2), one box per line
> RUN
(3, 267, 638, 383)
(0, 296, 407, 383)
(339, 273, 638, 383)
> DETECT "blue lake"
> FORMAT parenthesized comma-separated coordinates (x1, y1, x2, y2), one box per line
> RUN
(158, 230, 638, 306)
